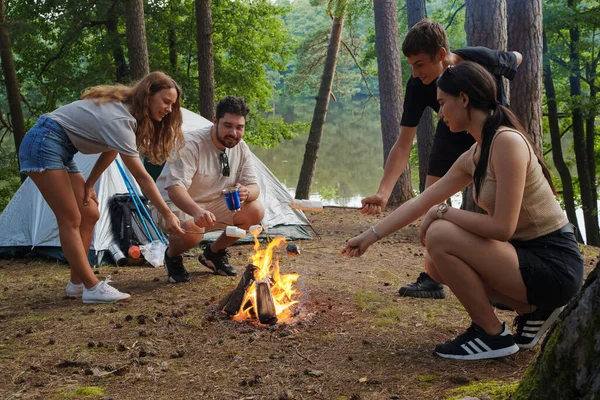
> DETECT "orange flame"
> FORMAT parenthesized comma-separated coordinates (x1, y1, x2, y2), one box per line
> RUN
(232, 233, 299, 323)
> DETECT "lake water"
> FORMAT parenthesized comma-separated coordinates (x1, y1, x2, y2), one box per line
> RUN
(250, 98, 386, 207)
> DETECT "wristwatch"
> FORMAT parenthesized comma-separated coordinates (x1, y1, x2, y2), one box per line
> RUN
(436, 203, 449, 219)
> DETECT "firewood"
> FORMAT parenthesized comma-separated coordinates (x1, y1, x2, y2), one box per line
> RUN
(256, 279, 277, 325)
(222, 264, 257, 316)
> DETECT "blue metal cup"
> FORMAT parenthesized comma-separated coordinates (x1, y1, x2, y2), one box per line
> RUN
(222, 187, 241, 212)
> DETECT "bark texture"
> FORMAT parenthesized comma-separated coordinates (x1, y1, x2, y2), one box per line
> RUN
(195, 0, 215, 120)
(407, 0, 434, 193)
(373, 0, 412, 206)
(514, 261, 600, 399)
(124, 0, 150, 81)
(0, 0, 26, 171)
(507, 0, 543, 151)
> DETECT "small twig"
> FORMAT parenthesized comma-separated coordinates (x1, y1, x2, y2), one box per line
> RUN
(445, 3, 465, 30)
(340, 39, 376, 99)
(295, 345, 313, 364)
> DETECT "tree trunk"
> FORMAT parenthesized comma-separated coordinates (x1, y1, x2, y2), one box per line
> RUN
(465, 0, 507, 50)
(106, 3, 128, 83)
(124, 0, 150, 81)
(407, 0, 434, 194)
(507, 0, 543, 152)
(543, 33, 583, 243)
(195, 0, 215, 120)
(568, 13, 599, 246)
(513, 261, 600, 399)
(464, 0, 507, 213)
(295, 1, 346, 200)
(584, 73, 597, 243)
(0, 0, 26, 178)
(373, 0, 412, 206)
(406, 0, 426, 27)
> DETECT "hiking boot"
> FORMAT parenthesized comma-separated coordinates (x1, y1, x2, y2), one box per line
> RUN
(398, 272, 445, 299)
(513, 306, 564, 349)
(66, 280, 84, 297)
(490, 300, 514, 311)
(164, 248, 191, 283)
(434, 322, 519, 360)
(199, 246, 237, 276)
(82, 278, 131, 304)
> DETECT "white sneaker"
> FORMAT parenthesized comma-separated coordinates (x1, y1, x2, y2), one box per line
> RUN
(82, 278, 131, 304)
(66, 281, 84, 297)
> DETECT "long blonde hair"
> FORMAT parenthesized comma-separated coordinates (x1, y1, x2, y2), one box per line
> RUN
(81, 71, 184, 164)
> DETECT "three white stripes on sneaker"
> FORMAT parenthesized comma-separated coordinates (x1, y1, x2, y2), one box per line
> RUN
(460, 338, 493, 355)
(520, 319, 546, 338)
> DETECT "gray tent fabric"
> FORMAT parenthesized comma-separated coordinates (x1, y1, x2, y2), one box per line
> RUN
(0, 109, 312, 266)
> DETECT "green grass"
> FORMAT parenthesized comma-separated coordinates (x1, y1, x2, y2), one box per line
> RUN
(55, 386, 105, 398)
(354, 290, 385, 311)
(447, 379, 518, 400)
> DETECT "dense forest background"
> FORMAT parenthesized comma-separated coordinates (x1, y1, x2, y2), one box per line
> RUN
(0, 0, 598, 243)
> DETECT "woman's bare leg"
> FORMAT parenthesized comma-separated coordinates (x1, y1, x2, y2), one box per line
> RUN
(28, 170, 99, 288)
(67, 173, 100, 284)
(424, 253, 532, 315)
(425, 220, 528, 335)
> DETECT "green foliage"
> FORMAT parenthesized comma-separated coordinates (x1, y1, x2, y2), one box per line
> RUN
(282, 0, 376, 99)
(0, 146, 21, 213)
(244, 113, 308, 148)
(543, 0, 600, 208)
(2, 0, 300, 148)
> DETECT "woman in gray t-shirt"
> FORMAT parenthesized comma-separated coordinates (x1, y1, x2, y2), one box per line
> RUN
(18, 71, 186, 304)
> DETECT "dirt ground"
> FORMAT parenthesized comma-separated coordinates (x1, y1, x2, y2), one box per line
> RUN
(0, 207, 598, 400)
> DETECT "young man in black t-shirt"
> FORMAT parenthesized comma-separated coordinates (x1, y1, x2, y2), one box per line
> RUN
(360, 19, 522, 299)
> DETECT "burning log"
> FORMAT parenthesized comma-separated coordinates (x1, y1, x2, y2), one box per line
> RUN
(256, 279, 278, 325)
(221, 264, 258, 316)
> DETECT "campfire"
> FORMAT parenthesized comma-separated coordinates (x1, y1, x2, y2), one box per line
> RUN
(219, 233, 299, 325)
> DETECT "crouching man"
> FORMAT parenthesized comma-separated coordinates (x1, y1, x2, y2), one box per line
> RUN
(152, 96, 264, 283)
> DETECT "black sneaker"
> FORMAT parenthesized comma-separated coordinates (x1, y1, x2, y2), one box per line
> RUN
(435, 322, 519, 360)
(164, 248, 191, 283)
(513, 306, 564, 349)
(199, 246, 237, 276)
(398, 272, 445, 299)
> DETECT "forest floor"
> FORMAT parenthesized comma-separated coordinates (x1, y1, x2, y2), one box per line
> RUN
(0, 207, 598, 400)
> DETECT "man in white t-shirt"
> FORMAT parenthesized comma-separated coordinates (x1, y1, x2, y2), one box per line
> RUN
(152, 96, 264, 283)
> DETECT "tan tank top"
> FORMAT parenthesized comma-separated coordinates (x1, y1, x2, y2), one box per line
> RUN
(459, 127, 568, 241)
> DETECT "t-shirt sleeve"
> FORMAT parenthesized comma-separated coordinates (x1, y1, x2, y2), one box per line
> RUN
(100, 118, 139, 156)
(400, 77, 427, 127)
(457, 47, 518, 80)
(238, 143, 259, 187)
(163, 141, 199, 190)
(493, 50, 518, 80)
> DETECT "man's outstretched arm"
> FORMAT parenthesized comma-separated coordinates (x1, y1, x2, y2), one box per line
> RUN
(361, 125, 418, 215)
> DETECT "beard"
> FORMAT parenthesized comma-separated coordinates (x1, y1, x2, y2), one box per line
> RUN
(216, 125, 240, 148)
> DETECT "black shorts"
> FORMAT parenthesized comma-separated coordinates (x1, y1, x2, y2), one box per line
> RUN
(427, 129, 475, 177)
(511, 224, 584, 309)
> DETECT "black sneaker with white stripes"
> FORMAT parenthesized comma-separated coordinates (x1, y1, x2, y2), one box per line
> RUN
(513, 306, 564, 349)
(435, 322, 519, 360)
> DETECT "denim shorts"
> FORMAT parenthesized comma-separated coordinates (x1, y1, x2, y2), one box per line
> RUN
(511, 224, 584, 309)
(19, 115, 80, 174)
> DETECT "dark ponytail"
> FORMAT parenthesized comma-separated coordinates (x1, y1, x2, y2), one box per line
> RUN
(438, 62, 556, 200)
